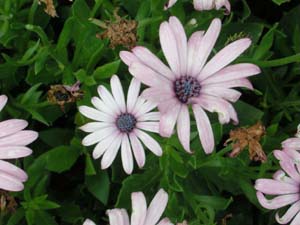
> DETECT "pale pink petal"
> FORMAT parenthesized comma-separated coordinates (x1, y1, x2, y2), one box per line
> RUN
(79, 122, 113, 133)
(0, 95, 8, 112)
(0, 159, 28, 182)
(131, 192, 147, 225)
(97, 85, 121, 114)
(279, 160, 300, 183)
(192, 18, 222, 77)
(101, 134, 122, 169)
(0, 130, 38, 147)
(290, 211, 300, 225)
(107, 209, 129, 225)
(274, 150, 292, 162)
(120, 51, 139, 66)
(202, 63, 261, 84)
(132, 46, 174, 80)
(127, 78, 141, 113)
(0, 146, 32, 159)
(92, 130, 119, 159)
(204, 78, 253, 90)
(200, 87, 241, 102)
(131, 98, 146, 117)
(282, 138, 300, 150)
(138, 112, 160, 122)
(273, 170, 299, 186)
(82, 127, 117, 146)
(141, 88, 174, 105)
(121, 135, 134, 174)
(187, 31, 205, 76)
(157, 218, 174, 225)
(158, 99, 178, 115)
(135, 129, 162, 156)
(129, 62, 172, 87)
(164, 0, 178, 10)
(0, 171, 24, 192)
(83, 219, 96, 225)
(169, 16, 187, 76)
(283, 149, 300, 163)
(135, 100, 158, 118)
(215, 0, 231, 13)
(177, 105, 191, 153)
(137, 122, 159, 133)
(91, 97, 116, 115)
(159, 22, 180, 77)
(275, 201, 300, 224)
(256, 192, 300, 210)
(159, 103, 181, 137)
(79, 106, 115, 123)
(129, 133, 146, 168)
(111, 75, 126, 113)
(193, 0, 214, 10)
(0, 119, 28, 138)
(199, 38, 251, 81)
(192, 105, 214, 154)
(255, 179, 299, 195)
(144, 189, 169, 225)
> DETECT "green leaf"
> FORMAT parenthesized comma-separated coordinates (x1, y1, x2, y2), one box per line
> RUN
(21, 39, 40, 62)
(7, 208, 25, 225)
(85, 170, 110, 205)
(271, 0, 290, 5)
(45, 146, 80, 173)
(92, 60, 120, 80)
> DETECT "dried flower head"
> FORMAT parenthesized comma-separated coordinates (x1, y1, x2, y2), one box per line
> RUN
(224, 121, 267, 162)
(47, 82, 83, 111)
(0, 190, 17, 214)
(38, 0, 58, 17)
(96, 9, 138, 49)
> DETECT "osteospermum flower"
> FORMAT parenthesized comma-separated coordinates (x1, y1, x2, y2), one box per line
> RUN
(83, 189, 172, 225)
(0, 95, 38, 192)
(255, 150, 300, 225)
(164, 0, 231, 14)
(120, 17, 260, 154)
(79, 75, 162, 174)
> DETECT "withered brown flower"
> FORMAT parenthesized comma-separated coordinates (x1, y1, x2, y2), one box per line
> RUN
(0, 190, 17, 214)
(224, 122, 267, 162)
(38, 0, 58, 17)
(96, 9, 138, 49)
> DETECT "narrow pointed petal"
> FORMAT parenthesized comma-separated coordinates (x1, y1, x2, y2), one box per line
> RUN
(275, 201, 300, 224)
(192, 18, 222, 77)
(0, 171, 24, 192)
(97, 85, 120, 114)
(120, 51, 139, 66)
(192, 105, 214, 154)
(255, 179, 299, 195)
(79, 122, 113, 133)
(0, 146, 32, 159)
(159, 103, 181, 137)
(82, 127, 116, 146)
(279, 160, 300, 183)
(79, 106, 114, 123)
(193, 0, 214, 10)
(121, 135, 134, 174)
(0, 119, 28, 138)
(129, 133, 146, 168)
(135, 129, 162, 156)
(215, 0, 231, 13)
(132, 46, 174, 80)
(0, 160, 28, 182)
(273, 170, 299, 186)
(204, 78, 253, 90)
(107, 209, 129, 225)
(144, 189, 169, 225)
(169, 16, 187, 76)
(0, 131, 38, 147)
(256, 192, 300, 210)
(200, 87, 241, 102)
(137, 122, 159, 133)
(187, 31, 205, 76)
(111, 75, 126, 113)
(141, 88, 173, 105)
(131, 192, 147, 225)
(127, 78, 141, 113)
(290, 211, 300, 225)
(138, 112, 160, 122)
(101, 134, 122, 169)
(0, 95, 8, 112)
(92, 130, 119, 159)
(177, 105, 191, 153)
(199, 38, 251, 80)
(159, 22, 181, 77)
(91, 97, 115, 115)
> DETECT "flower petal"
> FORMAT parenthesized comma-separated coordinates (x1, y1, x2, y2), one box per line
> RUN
(193, 0, 214, 10)
(290, 211, 300, 225)
(121, 135, 134, 174)
(200, 87, 241, 102)
(131, 192, 147, 225)
(164, 0, 178, 10)
(157, 218, 174, 225)
(80, 122, 113, 133)
(177, 105, 191, 153)
(83, 219, 96, 225)
(79, 106, 115, 123)
(129, 133, 146, 168)
(82, 127, 117, 146)
(0, 130, 38, 147)
(204, 78, 253, 90)
(137, 122, 159, 133)
(135, 129, 162, 156)
(199, 38, 251, 80)
(92, 130, 119, 159)
(120, 51, 139, 66)
(0, 159, 28, 182)
(127, 78, 141, 113)
(192, 105, 214, 154)
(256, 192, 300, 210)
(0, 119, 28, 138)
(97, 85, 121, 114)
(187, 31, 205, 76)
(255, 179, 299, 195)
(275, 200, 300, 225)
(101, 134, 122, 169)
(0, 170, 24, 192)
(144, 189, 169, 225)
(91, 97, 115, 115)
(111, 75, 126, 113)
(0, 95, 8, 112)
(215, 0, 231, 13)
(138, 112, 160, 122)
(0, 146, 32, 160)
(159, 103, 181, 137)
(107, 209, 130, 225)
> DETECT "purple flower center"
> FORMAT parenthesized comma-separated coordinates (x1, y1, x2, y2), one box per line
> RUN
(174, 76, 201, 103)
(116, 113, 137, 133)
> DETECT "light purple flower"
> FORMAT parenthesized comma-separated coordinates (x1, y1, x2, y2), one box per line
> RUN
(83, 219, 96, 225)
(84, 189, 172, 225)
(79, 75, 162, 174)
(255, 150, 300, 225)
(164, 0, 231, 14)
(120, 17, 260, 154)
(0, 95, 38, 192)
